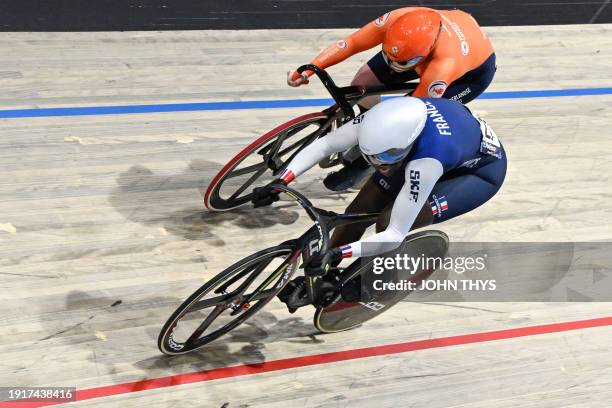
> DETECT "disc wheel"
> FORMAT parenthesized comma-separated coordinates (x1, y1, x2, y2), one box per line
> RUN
(204, 112, 332, 211)
(314, 230, 449, 333)
(158, 246, 298, 355)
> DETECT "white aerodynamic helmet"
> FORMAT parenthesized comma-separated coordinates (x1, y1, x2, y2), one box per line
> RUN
(358, 97, 427, 166)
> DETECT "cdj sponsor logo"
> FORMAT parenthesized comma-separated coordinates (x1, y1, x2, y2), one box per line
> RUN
(428, 80, 447, 98)
(374, 12, 390, 27)
(378, 178, 391, 190)
(409, 170, 420, 202)
(336, 40, 348, 49)
(391, 46, 399, 55)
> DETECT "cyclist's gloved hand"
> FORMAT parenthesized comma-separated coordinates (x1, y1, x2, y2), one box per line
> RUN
(305, 247, 342, 276)
(251, 179, 286, 208)
(287, 70, 309, 87)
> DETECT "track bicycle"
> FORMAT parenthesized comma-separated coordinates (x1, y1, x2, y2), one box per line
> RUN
(159, 185, 448, 355)
(204, 65, 417, 211)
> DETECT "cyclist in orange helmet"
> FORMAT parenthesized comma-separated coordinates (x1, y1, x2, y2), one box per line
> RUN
(287, 7, 496, 190)
(289, 7, 495, 104)
(382, 10, 443, 73)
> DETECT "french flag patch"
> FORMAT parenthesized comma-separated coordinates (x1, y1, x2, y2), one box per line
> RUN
(340, 245, 352, 258)
(431, 203, 439, 215)
(430, 195, 448, 217)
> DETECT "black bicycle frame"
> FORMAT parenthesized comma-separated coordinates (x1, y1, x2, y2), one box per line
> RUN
(187, 185, 378, 313)
(272, 185, 379, 306)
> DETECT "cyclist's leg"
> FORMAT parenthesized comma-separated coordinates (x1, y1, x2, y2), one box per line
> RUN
(284, 172, 398, 311)
(427, 155, 507, 223)
(345, 153, 506, 303)
(329, 177, 395, 248)
(342, 166, 433, 302)
(351, 64, 384, 111)
(443, 53, 497, 104)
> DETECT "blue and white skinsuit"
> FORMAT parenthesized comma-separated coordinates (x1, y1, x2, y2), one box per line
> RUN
(280, 98, 507, 259)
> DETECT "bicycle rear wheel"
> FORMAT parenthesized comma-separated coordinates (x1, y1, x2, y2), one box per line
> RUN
(158, 246, 299, 355)
(205, 112, 332, 211)
(314, 230, 449, 333)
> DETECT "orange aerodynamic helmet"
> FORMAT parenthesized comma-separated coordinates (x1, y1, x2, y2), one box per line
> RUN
(382, 10, 442, 71)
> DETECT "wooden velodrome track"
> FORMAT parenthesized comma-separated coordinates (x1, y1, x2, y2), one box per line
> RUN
(1, 24, 612, 407)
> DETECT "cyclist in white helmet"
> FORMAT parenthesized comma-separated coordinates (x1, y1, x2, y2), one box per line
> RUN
(252, 96, 506, 309)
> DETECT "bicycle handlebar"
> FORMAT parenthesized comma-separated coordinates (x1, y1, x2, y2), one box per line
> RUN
(269, 183, 331, 257)
(267, 184, 382, 304)
(296, 64, 419, 120)
(297, 64, 355, 120)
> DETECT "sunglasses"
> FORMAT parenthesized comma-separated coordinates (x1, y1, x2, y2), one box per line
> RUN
(362, 147, 410, 167)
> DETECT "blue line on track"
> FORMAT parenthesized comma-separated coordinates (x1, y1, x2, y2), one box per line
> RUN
(1, 87, 611, 119)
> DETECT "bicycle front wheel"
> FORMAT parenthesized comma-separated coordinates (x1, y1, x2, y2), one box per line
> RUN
(158, 246, 299, 355)
(205, 112, 332, 211)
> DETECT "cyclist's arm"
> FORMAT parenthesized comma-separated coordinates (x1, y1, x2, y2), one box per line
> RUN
(279, 118, 359, 183)
(412, 58, 457, 98)
(297, 8, 415, 79)
(339, 158, 443, 258)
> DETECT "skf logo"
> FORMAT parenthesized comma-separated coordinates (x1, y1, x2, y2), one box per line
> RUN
(391, 46, 399, 55)
(409, 170, 420, 202)
(374, 12, 390, 27)
(336, 40, 348, 49)
(428, 80, 447, 98)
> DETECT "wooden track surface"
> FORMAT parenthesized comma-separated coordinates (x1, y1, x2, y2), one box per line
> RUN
(1, 24, 611, 407)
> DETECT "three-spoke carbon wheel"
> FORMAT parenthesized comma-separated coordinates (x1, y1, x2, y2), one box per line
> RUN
(158, 246, 298, 355)
(204, 112, 333, 211)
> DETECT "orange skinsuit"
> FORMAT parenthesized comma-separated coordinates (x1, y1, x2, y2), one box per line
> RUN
(292, 7, 494, 98)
